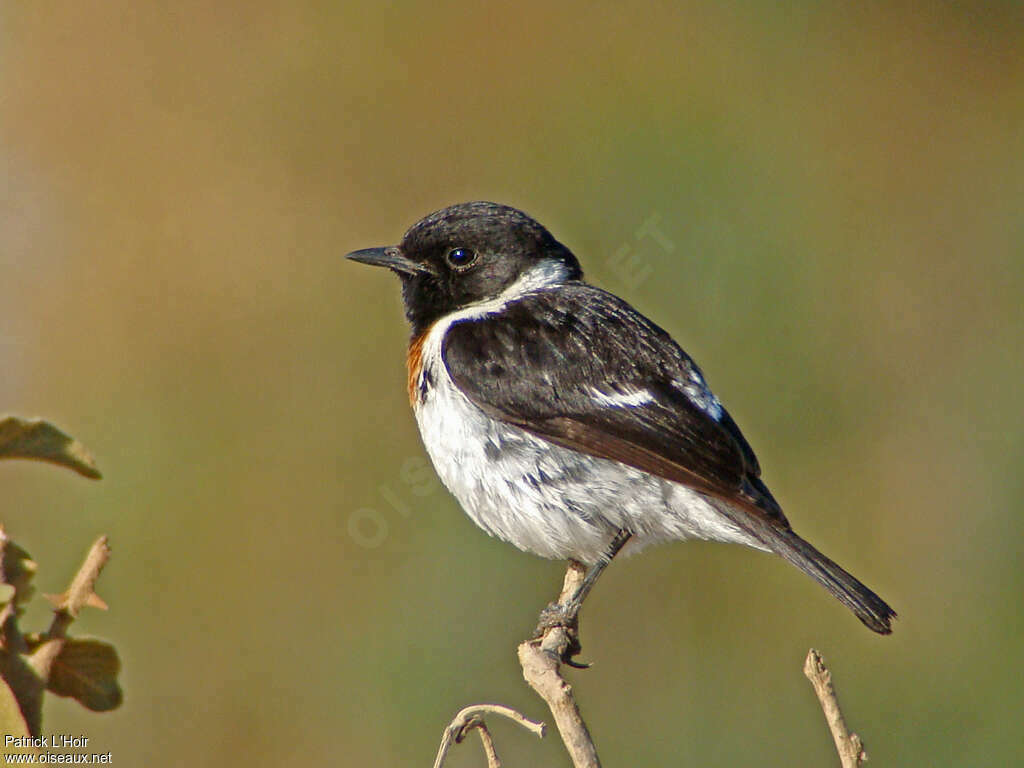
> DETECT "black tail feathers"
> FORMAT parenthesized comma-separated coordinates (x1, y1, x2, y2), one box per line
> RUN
(766, 527, 896, 634)
(716, 499, 897, 634)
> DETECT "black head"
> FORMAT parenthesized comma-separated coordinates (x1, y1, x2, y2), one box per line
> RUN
(347, 202, 582, 335)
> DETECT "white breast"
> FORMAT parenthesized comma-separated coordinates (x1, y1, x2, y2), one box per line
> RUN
(410, 302, 765, 564)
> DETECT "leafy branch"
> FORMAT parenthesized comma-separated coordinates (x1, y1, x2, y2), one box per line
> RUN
(0, 416, 120, 740)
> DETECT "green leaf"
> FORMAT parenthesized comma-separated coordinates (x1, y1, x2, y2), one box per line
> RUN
(44, 639, 123, 711)
(0, 675, 30, 738)
(0, 531, 37, 606)
(0, 417, 101, 479)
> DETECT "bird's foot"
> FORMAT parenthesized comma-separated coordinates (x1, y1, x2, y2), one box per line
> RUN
(532, 601, 588, 667)
(534, 600, 577, 635)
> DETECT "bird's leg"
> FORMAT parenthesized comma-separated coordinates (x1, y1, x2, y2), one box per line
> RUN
(533, 529, 632, 663)
(564, 528, 632, 616)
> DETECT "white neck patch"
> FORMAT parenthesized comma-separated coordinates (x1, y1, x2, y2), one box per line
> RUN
(446, 259, 571, 324)
(413, 259, 571, 406)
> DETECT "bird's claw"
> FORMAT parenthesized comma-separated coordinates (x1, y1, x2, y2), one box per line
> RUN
(533, 601, 588, 666)
(533, 601, 577, 636)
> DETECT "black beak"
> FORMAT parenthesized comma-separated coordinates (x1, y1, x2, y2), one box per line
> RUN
(346, 246, 432, 276)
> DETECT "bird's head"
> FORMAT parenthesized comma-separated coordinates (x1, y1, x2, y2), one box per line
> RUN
(347, 201, 582, 334)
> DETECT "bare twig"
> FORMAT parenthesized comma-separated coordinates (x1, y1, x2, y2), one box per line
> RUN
(29, 536, 111, 681)
(48, 536, 111, 631)
(432, 703, 545, 768)
(518, 561, 602, 768)
(474, 722, 500, 767)
(803, 648, 867, 767)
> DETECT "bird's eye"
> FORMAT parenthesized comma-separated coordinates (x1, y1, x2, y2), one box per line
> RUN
(445, 247, 478, 270)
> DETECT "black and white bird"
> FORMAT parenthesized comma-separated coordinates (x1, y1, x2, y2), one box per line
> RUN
(347, 201, 895, 634)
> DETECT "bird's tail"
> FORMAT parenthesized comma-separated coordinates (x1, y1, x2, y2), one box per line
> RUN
(761, 524, 896, 634)
(716, 497, 897, 634)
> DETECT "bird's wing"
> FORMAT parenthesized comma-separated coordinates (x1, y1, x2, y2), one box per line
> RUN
(441, 283, 788, 526)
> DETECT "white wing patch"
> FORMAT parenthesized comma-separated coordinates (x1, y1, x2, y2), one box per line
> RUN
(674, 375, 724, 420)
(588, 386, 655, 409)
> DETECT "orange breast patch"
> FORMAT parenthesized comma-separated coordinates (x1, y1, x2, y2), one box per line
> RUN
(406, 331, 429, 406)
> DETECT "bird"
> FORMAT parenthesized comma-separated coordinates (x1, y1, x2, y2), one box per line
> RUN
(347, 201, 896, 635)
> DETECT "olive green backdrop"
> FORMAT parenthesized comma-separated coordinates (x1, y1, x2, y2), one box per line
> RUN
(2, 2, 1021, 765)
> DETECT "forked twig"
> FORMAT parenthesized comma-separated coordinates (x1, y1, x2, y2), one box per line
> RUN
(432, 703, 546, 768)
(29, 536, 111, 681)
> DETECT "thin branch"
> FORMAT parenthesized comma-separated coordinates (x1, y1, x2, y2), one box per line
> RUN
(803, 648, 867, 768)
(518, 562, 602, 768)
(29, 536, 111, 681)
(474, 722, 500, 767)
(48, 535, 111, 635)
(432, 703, 545, 768)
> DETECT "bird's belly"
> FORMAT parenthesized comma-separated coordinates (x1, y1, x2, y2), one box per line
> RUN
(413, 373, 762, 563)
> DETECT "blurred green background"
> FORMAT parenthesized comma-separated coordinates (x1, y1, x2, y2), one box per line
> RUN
(2, 2, 1022, 765)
